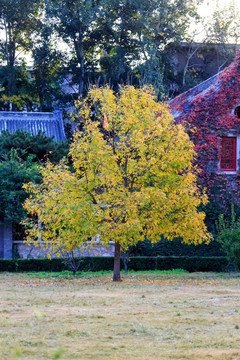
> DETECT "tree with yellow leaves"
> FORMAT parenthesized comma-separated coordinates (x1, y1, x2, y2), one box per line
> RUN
(23, 86, 211, 281)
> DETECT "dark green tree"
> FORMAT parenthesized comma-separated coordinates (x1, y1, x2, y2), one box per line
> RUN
(0, 0, 43, 104)
(45, 0, 201, 97)
(0, 129, 69, 241)
(0, 149, 41, 226)
(95, 0, 201, 94)
(45, 0, 106, 97)
(0, 129, 69, 163)
(0, 60, 38, 111)
(137, 0, 200, 94)
(32, 25, 66, 112)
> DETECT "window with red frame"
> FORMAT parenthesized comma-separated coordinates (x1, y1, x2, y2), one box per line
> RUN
(220, 137, 236, 171)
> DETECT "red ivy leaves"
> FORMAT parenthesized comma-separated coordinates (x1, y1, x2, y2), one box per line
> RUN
(170, 53, 240, 210)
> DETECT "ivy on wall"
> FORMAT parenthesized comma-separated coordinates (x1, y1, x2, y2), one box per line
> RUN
(170, 50, 240, 232)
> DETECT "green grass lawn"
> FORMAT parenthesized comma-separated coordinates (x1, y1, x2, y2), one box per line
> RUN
(0, 271, 240, 360)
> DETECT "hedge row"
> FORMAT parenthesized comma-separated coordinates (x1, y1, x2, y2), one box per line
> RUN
(0, 256, 229, 273)
(127, 256, 228, 272)
(130, 238, 225, 257)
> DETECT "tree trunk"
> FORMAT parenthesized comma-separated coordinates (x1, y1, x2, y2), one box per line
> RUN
(74, 21, 84, 97)
(182, 43, 202, 88)
(113, 241, 121, 282)
(6, 23, 16, 97)
(38, 68, 44, 112)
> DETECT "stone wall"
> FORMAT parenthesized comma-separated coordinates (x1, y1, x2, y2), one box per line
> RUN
(14, 241, 115, 259)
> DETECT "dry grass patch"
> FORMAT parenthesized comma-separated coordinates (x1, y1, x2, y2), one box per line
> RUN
(0, 271, 240, 359)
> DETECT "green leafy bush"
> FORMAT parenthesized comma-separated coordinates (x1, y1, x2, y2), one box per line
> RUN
(216, 205, 240, 270)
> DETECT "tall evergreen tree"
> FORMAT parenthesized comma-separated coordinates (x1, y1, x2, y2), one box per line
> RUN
(32, 25, 65, 111)
(0, 0, 43, 104)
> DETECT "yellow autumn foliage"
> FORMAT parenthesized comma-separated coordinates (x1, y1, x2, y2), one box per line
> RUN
(23, 85, 211, 257)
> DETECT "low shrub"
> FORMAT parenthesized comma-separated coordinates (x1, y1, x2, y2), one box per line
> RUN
(155, 256, 228, 272)
(0, 256, 228, 273)
(130, 238, 225, 257)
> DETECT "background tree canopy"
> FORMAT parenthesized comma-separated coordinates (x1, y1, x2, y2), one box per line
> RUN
(0, 0, 238, 109)
(1, 0, 235, 109)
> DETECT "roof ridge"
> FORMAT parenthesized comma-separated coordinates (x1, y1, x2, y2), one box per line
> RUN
(189, 71, 222, 93)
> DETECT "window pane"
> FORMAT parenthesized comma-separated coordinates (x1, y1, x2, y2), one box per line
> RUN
(220, 137, 236, 171)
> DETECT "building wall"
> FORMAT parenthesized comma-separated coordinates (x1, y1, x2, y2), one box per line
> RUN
(0, 222, 12, 258)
